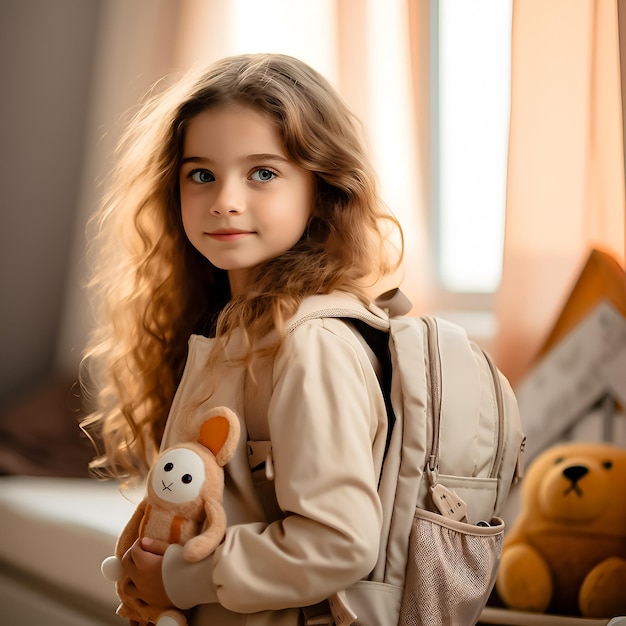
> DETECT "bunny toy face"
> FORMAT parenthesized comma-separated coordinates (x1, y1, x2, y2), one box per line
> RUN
(151, 448, 207, 504)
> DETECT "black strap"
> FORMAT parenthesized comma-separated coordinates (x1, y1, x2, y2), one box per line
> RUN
(349, 320, 396, 462)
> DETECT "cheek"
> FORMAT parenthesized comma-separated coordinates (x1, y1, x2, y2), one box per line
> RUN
(265, 206, 309, 245)
(281, 184, 315, 235)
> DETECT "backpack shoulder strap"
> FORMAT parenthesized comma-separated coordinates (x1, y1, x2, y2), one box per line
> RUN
(285, 288, 413, 327)
(245, 291, 409, 443)
(283, 292, 391, 334)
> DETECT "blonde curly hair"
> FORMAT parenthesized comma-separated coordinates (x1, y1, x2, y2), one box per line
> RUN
(81, 53, 403, 479)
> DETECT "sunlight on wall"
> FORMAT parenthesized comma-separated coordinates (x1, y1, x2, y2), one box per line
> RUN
(231, 0, 339, 82)
(177, 0, 339, 85)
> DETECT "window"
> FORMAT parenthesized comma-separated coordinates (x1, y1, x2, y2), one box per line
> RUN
(432, 0, 513, 295)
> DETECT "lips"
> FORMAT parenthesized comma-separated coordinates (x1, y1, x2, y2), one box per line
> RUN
(206, 229, 254, 242)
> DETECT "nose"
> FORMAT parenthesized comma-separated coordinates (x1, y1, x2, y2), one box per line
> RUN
(563, 465, 588, 484)
(210, 179, 244, 216)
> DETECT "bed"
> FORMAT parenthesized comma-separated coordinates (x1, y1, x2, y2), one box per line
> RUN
(0, 474, 135, 626)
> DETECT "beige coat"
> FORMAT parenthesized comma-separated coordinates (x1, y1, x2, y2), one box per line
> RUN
(160, 294, 389, 625)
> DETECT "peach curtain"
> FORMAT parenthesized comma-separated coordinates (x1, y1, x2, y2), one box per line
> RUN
(493, 0, 626, 386)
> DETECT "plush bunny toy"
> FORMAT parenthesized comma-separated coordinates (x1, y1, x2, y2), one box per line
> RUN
(101, 406, 241, 626)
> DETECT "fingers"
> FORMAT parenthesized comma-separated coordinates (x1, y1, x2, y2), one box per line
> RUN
(128, 542, 161, 578)
(120, 573, 143, 602)
(120, 538, 170, 608)
(141, 536, 169, 556)
(120, 540, 148, 606)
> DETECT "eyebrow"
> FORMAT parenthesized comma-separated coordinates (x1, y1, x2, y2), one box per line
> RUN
(180, 153, 290, 166)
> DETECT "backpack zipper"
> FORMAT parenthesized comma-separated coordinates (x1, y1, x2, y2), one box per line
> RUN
(424, 318, 505, 481)
(482, 349, 505, 479)
(423, 317, 468, 522)
(422, 317, 442, 480)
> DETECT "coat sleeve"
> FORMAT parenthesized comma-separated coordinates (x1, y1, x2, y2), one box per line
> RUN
(163, 319, 387, 613)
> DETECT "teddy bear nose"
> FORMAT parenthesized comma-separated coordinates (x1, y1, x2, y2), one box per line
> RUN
(563, 465, 588, 483)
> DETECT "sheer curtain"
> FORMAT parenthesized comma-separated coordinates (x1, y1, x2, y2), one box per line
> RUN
(57, 0, 625, 390)
(56, 0, 433, 373)
(493, 0, 626, 385)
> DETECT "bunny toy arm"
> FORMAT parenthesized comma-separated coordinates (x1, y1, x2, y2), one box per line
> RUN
(182, 498, 227, 562)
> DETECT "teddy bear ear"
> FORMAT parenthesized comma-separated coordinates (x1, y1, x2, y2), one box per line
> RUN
(197, 407, 241, 466)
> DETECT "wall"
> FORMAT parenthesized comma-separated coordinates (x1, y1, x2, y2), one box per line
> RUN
(0, 0, 100, 404)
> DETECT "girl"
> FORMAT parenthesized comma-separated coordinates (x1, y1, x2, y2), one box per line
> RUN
(82, 53, 404, 625)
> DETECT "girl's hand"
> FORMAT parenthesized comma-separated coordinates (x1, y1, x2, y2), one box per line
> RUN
(121, 537, 172, 614)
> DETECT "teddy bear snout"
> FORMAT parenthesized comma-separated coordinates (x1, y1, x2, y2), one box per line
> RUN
(562, 464, 588, 496)
(162, 480, 173, 491)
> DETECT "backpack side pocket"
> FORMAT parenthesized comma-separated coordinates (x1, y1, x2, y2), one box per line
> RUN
(399, 508, 504, 626)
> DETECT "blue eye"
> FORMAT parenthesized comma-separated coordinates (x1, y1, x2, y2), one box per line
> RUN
(190, 170, 214, 184)
(182, 474, 192, 484)
(250, 168, 276, 183)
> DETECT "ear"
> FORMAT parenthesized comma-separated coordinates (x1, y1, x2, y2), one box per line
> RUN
(197, 406, 241, 466)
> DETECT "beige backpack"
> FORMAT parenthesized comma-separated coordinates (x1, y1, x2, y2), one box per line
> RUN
(247, 289, 526, 626)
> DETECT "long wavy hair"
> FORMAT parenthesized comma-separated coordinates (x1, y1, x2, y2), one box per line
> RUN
(81, 53, 403, 480)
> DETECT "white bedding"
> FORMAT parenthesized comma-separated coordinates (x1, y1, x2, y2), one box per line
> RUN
(0, 475, 136, 625)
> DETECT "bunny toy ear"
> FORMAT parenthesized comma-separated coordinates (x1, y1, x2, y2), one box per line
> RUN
(197, 406, 241, 466)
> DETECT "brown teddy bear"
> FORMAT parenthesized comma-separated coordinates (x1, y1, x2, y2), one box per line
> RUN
(101, 406, 240, 626)
(496, 441, 626, 618)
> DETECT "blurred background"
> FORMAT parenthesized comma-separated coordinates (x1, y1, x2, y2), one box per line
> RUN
(0, 0, 625, 476)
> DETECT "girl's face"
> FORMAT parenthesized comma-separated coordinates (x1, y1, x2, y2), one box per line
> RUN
(179, 103, 315, 296)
